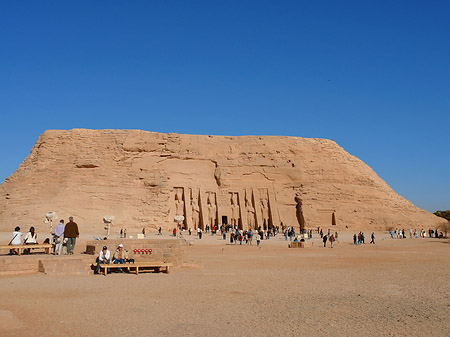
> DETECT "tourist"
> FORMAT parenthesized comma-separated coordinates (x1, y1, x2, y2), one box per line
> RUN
(64, 216, 79, 255)
(188, 228, 192, 236)
(113, 244, 129, 273)
(9, 226, 23, 255)
(222, 231, 226, 240)
(230, 231, 234, 244)
(238, 233, 243, 245)
(198, 228, 203, 239)
(390, 230, 394, 238)
(158, 227, 162, 235)
(256, 233, 261, 246)
(54, 219, 65, 255)
(353, 234, 357, 245)
(142, 228, 146, 236)
(323, 235, 328, 247)
(329, 234, 335, 248)
(23, 226, 38, 254)
(370, 232, 375, 244)
(124, 229, 127, 238)
(173, 228, 177, 237)
(414, 229, 418, 238)
(320, 229, 323, 238)
(96, 246, 110, 274)
(120, 229, 123, 238)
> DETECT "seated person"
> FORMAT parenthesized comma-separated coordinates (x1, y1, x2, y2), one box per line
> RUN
(95, 246, 110, 274)
(113, 244, 129, 273)
(9, 226, 23, 255)
(23, 226, 38, 254)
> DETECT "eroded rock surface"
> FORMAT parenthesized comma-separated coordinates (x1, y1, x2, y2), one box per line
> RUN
(0, 129, 442, 233)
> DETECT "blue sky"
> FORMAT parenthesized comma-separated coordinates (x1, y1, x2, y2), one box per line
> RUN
(1, 1, 449, 212)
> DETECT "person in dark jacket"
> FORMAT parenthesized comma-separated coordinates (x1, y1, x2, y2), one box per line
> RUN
(323, 235, 328, 247)
(64, 216, 79, 255)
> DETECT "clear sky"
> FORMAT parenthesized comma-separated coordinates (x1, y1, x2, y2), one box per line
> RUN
(1, 1, 449, 212)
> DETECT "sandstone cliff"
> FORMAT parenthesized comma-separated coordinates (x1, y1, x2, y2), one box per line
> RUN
(0, 129, 443, 234)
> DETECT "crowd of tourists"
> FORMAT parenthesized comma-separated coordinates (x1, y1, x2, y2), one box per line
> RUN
(389, 228, 444, 239)
(350, 232, 375, 245)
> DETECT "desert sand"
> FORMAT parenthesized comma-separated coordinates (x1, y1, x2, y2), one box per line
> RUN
(0, 231, 449, 337)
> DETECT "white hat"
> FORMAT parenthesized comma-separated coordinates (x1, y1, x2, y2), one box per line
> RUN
(118, 244, 123, 248)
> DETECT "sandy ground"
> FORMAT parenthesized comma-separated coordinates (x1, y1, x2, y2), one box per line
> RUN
(0, 231, 449, 337)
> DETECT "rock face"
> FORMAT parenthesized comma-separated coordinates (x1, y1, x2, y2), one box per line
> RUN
(0, 129, 442, 234)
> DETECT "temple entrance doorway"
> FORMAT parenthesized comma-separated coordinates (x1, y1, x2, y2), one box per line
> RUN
(222, 216, 228, 226)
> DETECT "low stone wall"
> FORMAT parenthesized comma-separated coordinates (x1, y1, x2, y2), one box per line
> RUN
(0, 256, 41, 276)
(85, 238, 187, 266)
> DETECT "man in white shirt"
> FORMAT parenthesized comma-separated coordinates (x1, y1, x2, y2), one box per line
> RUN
(54, 220, 65, 255)
(9, 226, 23, 255)
(96, 246, 110, 274)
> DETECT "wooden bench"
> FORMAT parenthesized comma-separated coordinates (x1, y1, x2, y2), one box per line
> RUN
(95, 261, 173, 276)
(0, 244, 53, 256)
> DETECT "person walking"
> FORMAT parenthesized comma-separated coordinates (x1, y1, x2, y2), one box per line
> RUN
(329, 234, 335, 248)
(64, 217, 79, 255)
(370, 232, 375, 244)
(323, 235, 328, 247)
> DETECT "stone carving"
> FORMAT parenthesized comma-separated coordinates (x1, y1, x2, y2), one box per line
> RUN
(260, 194, 270, 229)
(0, 129, 443, 233)
(246, 194, 256, 229)
(191, 190, 200, 230)
(175, 188, 184, 217)
(295, 193, 305, 232)
(207, 192, 217, 228)
(230, 192, 240, 228)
